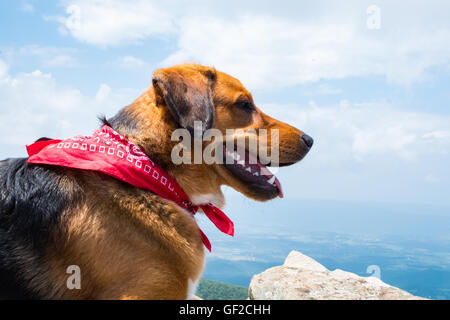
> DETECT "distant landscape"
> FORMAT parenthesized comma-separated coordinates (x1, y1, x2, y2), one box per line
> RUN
(197, 279, 248, 300)
(197, 196, 450, 300)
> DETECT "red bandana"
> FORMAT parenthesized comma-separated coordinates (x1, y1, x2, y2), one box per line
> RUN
(26, 125, 234, 251)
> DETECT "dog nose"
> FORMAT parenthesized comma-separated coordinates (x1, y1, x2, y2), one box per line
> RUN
(301, 134, 314, 148)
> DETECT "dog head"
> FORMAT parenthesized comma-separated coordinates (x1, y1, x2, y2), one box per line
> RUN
(114, 63, 313, 206)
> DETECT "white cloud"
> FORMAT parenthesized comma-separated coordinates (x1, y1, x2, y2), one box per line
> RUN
(262, 100, 450, 164)
(29, 70, 52, 78)
(164, 12, 450, 90)
(18, 45, 79, 68)
(0, 59, 8, 79)
(95, 83, 111, 102)
(422, 130, 450, 140)
(53, 0, 175, 47)
(48, 1, 450, 88)
(0, 65, 139, 157)
(117, 55, 149, 69)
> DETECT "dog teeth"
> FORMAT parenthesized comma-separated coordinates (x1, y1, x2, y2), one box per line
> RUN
(267, 176, 276, 184)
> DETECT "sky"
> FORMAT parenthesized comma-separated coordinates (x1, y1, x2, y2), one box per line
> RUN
(1, 0, 450, 217)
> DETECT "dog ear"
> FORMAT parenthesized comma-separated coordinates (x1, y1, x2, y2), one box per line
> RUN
(152, 65, 216, 136)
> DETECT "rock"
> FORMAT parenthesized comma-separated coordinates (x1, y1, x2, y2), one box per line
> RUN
(283, 251, 328, 272)
(248, 251, 426, 300)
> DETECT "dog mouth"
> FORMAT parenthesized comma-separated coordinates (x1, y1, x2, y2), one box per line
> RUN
(222, 145, 284, 198)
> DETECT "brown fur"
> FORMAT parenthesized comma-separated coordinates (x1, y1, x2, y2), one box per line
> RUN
(37, 63, 310, 299)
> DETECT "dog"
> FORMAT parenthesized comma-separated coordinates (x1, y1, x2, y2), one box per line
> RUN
(0, 63, 313, 299)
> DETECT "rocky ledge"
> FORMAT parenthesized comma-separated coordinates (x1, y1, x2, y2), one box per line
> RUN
(249, 251, 426, 300)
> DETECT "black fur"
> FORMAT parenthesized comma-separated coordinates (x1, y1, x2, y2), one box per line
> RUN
(0, 158, 82, 299)
(34, 137, 53, 143)
(98, 115, 112, 128)
(99, 107, 139, 137)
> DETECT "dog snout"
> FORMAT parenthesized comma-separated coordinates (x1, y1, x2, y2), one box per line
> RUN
(301, 134, 314, 148)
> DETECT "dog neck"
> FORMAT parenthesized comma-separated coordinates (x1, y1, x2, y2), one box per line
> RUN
(106, 89, 225, 208)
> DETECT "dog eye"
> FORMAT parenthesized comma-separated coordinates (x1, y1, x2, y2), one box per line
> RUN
(235, 100, 255, 112)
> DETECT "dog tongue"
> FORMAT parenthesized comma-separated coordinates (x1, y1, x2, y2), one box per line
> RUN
(247, 150, 284, 198)
(258, 164, 284, 198)
(274, 176, 284, 198)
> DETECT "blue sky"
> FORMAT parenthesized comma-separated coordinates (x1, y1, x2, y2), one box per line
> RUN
(1, 0, 450, 216)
